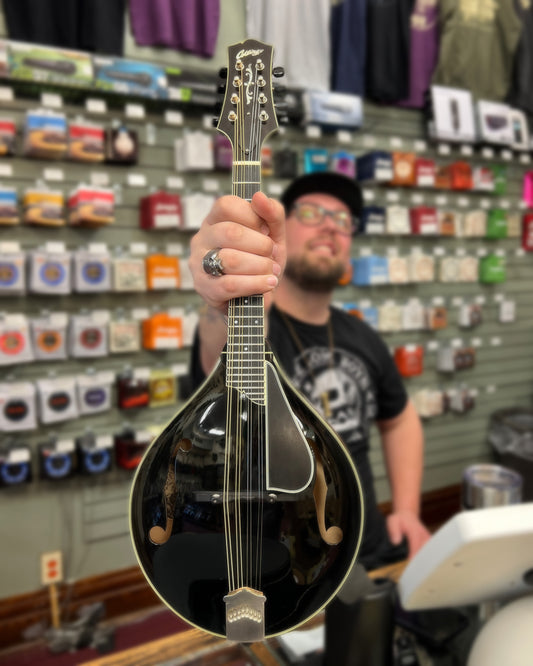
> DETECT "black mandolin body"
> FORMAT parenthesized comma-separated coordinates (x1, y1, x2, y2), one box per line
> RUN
(130, 348, 364, 638)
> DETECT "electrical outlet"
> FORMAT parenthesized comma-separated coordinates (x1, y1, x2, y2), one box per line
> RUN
(41, 551, 63, 585)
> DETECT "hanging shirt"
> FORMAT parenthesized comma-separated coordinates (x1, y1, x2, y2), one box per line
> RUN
(129, 0, 220, 58)
(507, 0, 533, 115)
(432, 0, 522, 101)
(246, 0, 331, 91)
(3, 0, 125, 55)
(330, 0, 367, 96)
(365, 0, 416, 103)
(397, 0, 440, 108)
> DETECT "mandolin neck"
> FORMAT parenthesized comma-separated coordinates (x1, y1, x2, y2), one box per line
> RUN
(226, 162, 266, 404)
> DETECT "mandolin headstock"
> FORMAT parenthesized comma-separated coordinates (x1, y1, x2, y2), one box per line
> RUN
(216, 39, 281, 160)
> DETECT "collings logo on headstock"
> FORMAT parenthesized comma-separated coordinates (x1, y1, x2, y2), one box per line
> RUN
(236, 48, 264, 59)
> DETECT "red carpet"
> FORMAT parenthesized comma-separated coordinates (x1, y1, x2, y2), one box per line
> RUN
(0, 607, 188, 665)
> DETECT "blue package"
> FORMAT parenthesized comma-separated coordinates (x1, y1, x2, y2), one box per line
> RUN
(356, 151, 393, 182)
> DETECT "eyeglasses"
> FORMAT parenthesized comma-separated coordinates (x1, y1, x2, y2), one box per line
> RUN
(290, 201, 358, 235)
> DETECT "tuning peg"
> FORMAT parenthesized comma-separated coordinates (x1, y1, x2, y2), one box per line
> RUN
(218, 67, 228, 79)
(217, 83, 226, 94)
(212, 117, 219, 128)
(274, 102, 288, 112)
(273, 66, 285, 78)
(273, 83, 287, 94)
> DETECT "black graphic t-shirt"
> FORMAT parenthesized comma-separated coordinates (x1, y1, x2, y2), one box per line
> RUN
(190, 304, 408, 566)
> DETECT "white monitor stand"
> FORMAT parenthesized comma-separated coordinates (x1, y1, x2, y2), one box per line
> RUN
(398, 503, 533, 666)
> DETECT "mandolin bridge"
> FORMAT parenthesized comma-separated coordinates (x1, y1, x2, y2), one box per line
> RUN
(223, 587, 266, 642)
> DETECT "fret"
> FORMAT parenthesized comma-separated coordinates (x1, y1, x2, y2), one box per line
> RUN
(226, 293, 266, 403)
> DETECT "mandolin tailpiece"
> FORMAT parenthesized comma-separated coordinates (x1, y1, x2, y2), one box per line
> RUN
(223, 586, 266, 642)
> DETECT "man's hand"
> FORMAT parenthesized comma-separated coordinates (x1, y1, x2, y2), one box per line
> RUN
(386, 509, 431, 559)
(188, 192, 286, 314)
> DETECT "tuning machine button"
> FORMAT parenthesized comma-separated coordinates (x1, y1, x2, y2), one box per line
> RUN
(273, 66, 285, 78)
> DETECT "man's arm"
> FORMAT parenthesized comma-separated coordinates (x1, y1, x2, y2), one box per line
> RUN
(376, 399, 431, 558)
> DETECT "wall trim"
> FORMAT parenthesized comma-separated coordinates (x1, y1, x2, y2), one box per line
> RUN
(0, 484, 460, 651)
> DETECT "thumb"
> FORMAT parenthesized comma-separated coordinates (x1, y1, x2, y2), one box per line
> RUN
(251, 191, 286, 247)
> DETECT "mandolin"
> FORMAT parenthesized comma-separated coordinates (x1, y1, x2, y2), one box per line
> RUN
(130, 39, 364, 642)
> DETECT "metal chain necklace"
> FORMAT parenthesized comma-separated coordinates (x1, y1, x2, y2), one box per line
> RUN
(278, 309, 335, 419)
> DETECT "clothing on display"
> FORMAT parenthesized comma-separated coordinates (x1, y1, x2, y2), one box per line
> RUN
(366, 0, 415, 103)
(330, 0, 367, 96)
(397, 0, 439, 108)
(246, 0, 331, 91)
(2, 0, 125, 55)
(432, 0, 522, 102)
(129, 0, 220, 58)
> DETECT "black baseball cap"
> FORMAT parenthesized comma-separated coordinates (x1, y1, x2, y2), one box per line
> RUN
(280, 172, 363, 221)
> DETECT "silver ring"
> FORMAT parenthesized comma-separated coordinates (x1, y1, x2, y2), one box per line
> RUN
(202, 248, 225, 277)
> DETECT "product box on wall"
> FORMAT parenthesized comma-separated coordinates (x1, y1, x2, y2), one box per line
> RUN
(8, 41, 93, 86)
(429, 86, 476, 143)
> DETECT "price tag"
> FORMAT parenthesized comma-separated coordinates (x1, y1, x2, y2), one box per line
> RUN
(165, 110, 184, 126)
(0, 241, 20, 253)
(41, 93, 63, 108)
(500, 149, 512, 161)
(486, 385, 497, 394)
(45, 241, 66, 253)
(433, 247, 446, 256)
(482, 147, 494, 159)
(203, 114, 215, 130)
(519, 153, 531, 164)
(168, 87, 184, 101)
(306, 125, 321, 139)
(125, 103, 145, 119)
(451, 338, 463, 348)
(471, 337, 483, 347)
(166, 243, 183, 256)
(437, 143, 451, 155)
(0, 163, 13, 177)
(411, 193, 424, 204)
(491, 337, 502, 346)
(435, 195, 448, 206)
(457, 197, 470, 207)
(499, 200, 511, 209)
(474, 295, 486, 304)
(362, 134, 376, 148)
(132, 308, 150, 320)
(166, 176, 184, 190)
(390, 137, 403, 148)
(386, 191, 400, 202)
(427, 341, 440, 352)
(90, 172, 110, 187)
(130, 242, 147, 255)
(0, 87, 14, 102)
(267, 182, 283, 196)
(203, 178, 219, 192)
(88, 243, 108, 254)
(43, 168, 64, 182)
(460, 144, 473, 156)
(451, 297, 464, 306)
(336, 130, 351, 144)
(515, 247, 526, 257)
(414, 140, 427, 152)
(363, 189, 375, 202)
(85, 98, 107, 114)
(127, 173, 147, 187)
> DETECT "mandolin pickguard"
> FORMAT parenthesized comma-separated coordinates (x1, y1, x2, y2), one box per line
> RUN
(130, 351, 364, 638)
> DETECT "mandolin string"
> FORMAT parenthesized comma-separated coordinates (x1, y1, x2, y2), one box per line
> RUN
(225, 298, 234, 592)
(252, 71, 265, 592)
